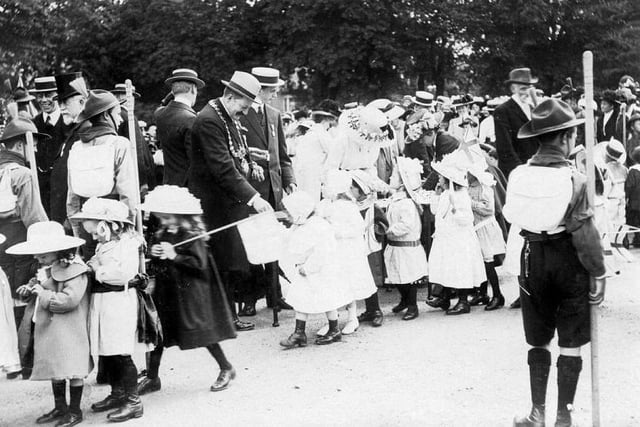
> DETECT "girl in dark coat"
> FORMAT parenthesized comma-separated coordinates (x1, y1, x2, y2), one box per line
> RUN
(137, 186, 237, 394)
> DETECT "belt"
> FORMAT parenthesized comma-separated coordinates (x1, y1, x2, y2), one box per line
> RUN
(91, 275, 145, 294)
(520, 230, 570, 242)
(387, 240, 421, 247)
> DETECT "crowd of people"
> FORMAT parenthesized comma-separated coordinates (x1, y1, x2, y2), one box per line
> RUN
(0, 63, 632, 426)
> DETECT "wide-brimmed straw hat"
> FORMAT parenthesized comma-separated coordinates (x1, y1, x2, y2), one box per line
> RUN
(6, 221, 84, 255)
(139, 185, 203, 215)
(282, 191, 316, 225)
(221, 71, 261, 103)
(518, 98, 584, 138)
(70, 197, 133, 225)
(0, 118, 50, 142)
(76, 91, 120, 123)
(605, 139, 625, 162)
(165, 68, 205, 89)
(367, 99, 405, 121)
(505, 68, 538, 85)
(251, 67, 285, 87)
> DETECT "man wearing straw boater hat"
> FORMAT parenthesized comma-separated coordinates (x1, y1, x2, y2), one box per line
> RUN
(235, 67, 296, 316)
(188, 71, 273, 331)
(155, 69, 205, 187)
(502, 98, 606, 427)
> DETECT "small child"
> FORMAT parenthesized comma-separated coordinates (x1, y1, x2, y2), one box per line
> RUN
(467, 165, 506, 310)
(137, 186, 237, 394)
(384, 157, 429, 320)
(625, 147, 640, 247)
(279, 191, 352, 348)
(71, 198, 147, 423)
(8, 221, 91, 427)
(428, 152, 486, 315)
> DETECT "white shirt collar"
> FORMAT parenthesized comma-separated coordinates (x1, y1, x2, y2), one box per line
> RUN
(44, 109, 60, 125)
(511, 94, 531, 119)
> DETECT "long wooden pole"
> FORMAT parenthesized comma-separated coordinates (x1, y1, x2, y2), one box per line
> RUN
(125, 80, 145, 275)
(583, 50, 601, 427)
(24, 131, 40, 196)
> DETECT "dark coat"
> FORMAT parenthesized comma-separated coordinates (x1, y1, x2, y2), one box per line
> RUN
(33, 112, 72, 216)
(595, 110, 621, 143)
(155, 100, 196, 187)
(239, 105, 295, 209)
(188, 98, 258, 273)
(118, 107, 154, 188)
(150, 230, 236, 349)
(494, 97, 539, 179)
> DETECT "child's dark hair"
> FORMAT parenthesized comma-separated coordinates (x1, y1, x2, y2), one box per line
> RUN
(177, 214, 209, 241)
(56, 248, 77, 262)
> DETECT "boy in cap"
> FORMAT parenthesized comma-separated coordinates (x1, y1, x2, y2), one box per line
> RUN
(503, 99, 606, 427)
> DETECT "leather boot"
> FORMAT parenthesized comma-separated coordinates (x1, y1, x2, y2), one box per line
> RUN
(514, 348, 551, 427)
(555, 356, 582, 427)
(469, 284, 489, 306)
(55, 410, 83, 427)
(91, 385, 125, 413)
(316, 319, 341, 345)
(106, 394, 143, 422)
(446, 299, 470, 315)
(402, 286, 419, 320)
(371, 310, 384, 327)
(513, 404, 545, 427)
(280, 320, 307, 348)
(137, 376, 161, 395)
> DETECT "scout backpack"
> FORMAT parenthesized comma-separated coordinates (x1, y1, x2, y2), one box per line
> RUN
(0, 164, 19, 219)
(67, 137, 116, 198)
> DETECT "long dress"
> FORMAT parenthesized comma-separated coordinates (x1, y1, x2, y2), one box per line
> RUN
(468, 182, 506, 262)
(0, 267, 20, 373)
(428, 189, 486, 289)
(281, 216, 352, 314)
(293, 125, 335, 202)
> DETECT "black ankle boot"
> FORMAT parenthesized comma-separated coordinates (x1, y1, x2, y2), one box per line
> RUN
(316, 319, 341, 345)
(280, 320, 307, 348)
(392, 284, 408, 313)
(485, 294, 505, 311)
(402, 286, 419, 320)
(106, 393, 143, 422)
(469, 285, 489, 306)
(91, 385, 125, 413)
(555, 356, 582, 427)
(514, 348, 551, 427)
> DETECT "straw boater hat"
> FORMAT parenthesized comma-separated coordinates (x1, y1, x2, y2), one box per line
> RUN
(221, 71, 261, 103)
(139, 185, 203, 215)
(111, 83, 141, 99)
(6, 221, 84, 255)
(605, 139, 626, 162)
(76, 91, 120, 123)
(251, 67, 285, 87)
(367, 99, 405, 122)
(165, 68, 205, 89)
(31, 76, 58, 93)
(411, 91, 434, 108)
(518, 98, 584, 139)
(70, 197, 133, 225)
(282, 191, 316, 225)
(505, 68, 538, 85)
(0, 118, 50, 142)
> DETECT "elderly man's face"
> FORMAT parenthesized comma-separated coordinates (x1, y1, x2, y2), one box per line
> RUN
(59, 95, 86, 124)
(227, 95, 253, 119)
(511, 83, 532, 104)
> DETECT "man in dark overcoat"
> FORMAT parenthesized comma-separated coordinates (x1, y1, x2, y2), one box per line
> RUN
(188, 71, 272, 331)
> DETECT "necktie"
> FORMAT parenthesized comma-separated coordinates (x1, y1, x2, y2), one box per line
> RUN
(45, 115, 52, 126)
(257, 106, 265, 127)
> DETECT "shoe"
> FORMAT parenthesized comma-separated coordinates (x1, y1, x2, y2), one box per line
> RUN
(555, 405, 574, 427)
(485, 295, 505, 311)
(277, 298, 293, 310)
(210, 367, 236, 392)
(469, 293, 490, 306)
(341, 320, 359, 335)
(446, 300, 471, 315)
(280, 331, 308, 348)
(426, 297, 451, 311)
(402, 306, 419, 321)
(315, 329, 342, 345)
(55, 410, 82, 427)
(392, 302, 408, 313)
(315, 324, 329, 337)
(137, 369, 147, 379)
(238, 303, 256, 317)
(36, 408, 67, 424)
(234, 319, 255, 331)
(357, 311, 376, 322)
(91, 389, 125, 413)
(510, 297, 522, 309)
(371, 310, 384, 327)
(513, 404, 545, 427)
(6, 370, 21, 380)
(137, 376, 161, 395)
(106, 395, 143, 423)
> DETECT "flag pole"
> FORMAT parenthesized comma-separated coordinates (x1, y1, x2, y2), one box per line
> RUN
(24, 131, 40, 196)
(583, 50, 601, 427)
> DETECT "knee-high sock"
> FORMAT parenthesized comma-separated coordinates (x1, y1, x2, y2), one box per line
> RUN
(52, 380, 67, 411)
(407, 285, 418, 308)
(207, 343, 232, 371)
(116, 355, 139, 395)
(69, 383, 83, 413)
(528, 348, 551, 406)
(484, 262, 501, 297)
(147, 344, 164, 379)
(557, 355, 582, 413)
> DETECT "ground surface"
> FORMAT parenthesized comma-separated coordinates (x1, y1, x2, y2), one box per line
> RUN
(1, 256, 639, 427)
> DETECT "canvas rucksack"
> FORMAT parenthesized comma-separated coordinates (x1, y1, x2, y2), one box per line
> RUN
(67, 137, 117, 198)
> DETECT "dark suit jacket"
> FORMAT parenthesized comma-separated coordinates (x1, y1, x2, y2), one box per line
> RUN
(239, 105, 295, 209)
(188, 98, 258, 272)
(33, 112, 71, 215)
(155, 100, 196, 187)
(494, 97, 539, 179)
(596, 110, 621, 142)
(118, 107, 154, 188)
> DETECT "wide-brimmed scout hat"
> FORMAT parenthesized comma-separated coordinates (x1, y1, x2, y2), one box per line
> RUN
(0, 118, 50, 142)
(31, 76, 58, 93)
(282, 191, 316, 225)
(311, 99, 341, 119)
(505, 68, 538, 85)
(6, 221, 84, 255)
(411, 91, 435, 107)
(518, 98, 584, 138)
(76, 91, 120, 123)
(139, 185, 203, 215)
(70, 197, 133, 225)
(13, 88, 35, 103)
(367, 99, 405, 121)
(54, 72, 84, 101)
(165, 68, 205, 89)
(111, 83, 140, 99)
(251, 67, 285, 87)
(221, 71, 261, 103)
